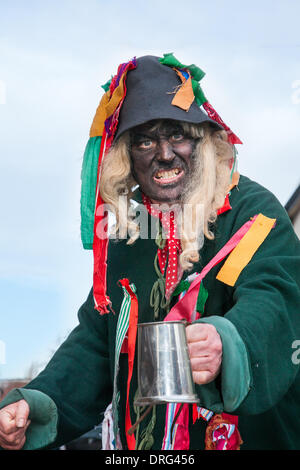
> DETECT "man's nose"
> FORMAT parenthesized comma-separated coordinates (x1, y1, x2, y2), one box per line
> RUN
(156, 140, 175, 162)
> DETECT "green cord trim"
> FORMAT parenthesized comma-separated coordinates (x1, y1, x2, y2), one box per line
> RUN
(137, 405, 156, 450)
(155, 220, 166, 249)
(133, 390, 157, 450)
(150, 222, 169, 319)
(150, 219, 209, 319)
(133, 389, 141, 448)
(150, 253, 170, 319)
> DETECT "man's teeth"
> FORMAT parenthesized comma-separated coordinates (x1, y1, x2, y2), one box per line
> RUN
(155, 168, 181, 179)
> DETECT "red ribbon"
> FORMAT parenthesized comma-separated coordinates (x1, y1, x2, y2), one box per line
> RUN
(119, 279, 138, 451)
(205, 413, 243, 450)
(92, 59, 137, 314)
(142, 195, 182, 298)
(202, 101, 243, 145)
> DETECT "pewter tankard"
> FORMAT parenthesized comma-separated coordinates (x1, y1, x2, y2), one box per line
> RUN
(134, 321, 199, 405)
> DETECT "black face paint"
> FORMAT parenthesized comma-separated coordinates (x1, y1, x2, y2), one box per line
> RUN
(130, 120, 197, 203)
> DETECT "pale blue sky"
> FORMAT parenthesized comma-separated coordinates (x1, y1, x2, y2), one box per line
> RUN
(0, 0, 299, 378)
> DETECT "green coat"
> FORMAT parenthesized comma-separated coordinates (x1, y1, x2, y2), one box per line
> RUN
(1, 175, 300, 450)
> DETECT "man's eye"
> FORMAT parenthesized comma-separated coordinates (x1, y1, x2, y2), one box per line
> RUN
(171, 134, 184, 142)
(138, 140, 154, 149)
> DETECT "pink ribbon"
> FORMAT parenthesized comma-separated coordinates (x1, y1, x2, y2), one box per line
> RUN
(165, 215, 258, 323)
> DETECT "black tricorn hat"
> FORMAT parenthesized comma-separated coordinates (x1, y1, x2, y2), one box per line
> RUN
(115, 55, 223, 139)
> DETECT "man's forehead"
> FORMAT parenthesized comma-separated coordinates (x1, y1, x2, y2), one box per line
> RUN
(130, 119, 184, 136)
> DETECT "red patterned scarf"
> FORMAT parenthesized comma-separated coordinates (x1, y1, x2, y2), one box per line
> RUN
(142, 194, 183, 298)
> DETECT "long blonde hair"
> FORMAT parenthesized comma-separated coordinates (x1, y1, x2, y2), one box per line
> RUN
(100, 121, 234, 271)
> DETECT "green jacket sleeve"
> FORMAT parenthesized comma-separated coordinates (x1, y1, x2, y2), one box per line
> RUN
(221, 179, 300, 415)
(194, 316, 252, 413)
(190, 178, 300, 417)
(0, 388, 58, 450)
(11, 288, 113, 449)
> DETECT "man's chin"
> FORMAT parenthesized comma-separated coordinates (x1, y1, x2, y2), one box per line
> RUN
(148, 190, 183, 205)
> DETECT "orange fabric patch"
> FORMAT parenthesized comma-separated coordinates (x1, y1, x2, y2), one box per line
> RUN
(89, 72, 127, 137)
(89, 91, 110, 137)
(171, 69, 195, 112)
(228, 172, 240, 192)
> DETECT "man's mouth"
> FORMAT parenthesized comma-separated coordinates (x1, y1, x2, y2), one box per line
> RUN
(153, 168, 184, 185)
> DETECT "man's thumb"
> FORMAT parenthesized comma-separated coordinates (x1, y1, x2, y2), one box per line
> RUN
(15, 400, 30, 428)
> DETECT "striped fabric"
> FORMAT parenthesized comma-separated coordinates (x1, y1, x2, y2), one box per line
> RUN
(162, 277, 215, 450)
(195, 406, 214, 422)
(162, 403, 178, 450)
(212, 423, 236, 450)
(111, 283, 136, 446)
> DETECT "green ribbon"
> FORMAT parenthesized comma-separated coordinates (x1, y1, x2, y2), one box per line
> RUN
(196, 282, 208, 315)
(101, 77, 112, 92)
(171, 277, 208, 316)
(80, 136, 102, 249)
(80, 78, 114, 250)
(159, 52, 207, 107)
(171, 279, 190, 298)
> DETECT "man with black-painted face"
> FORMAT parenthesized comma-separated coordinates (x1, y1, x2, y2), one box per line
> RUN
(129, 120, 197, 203)
(0, 54, 299, 452)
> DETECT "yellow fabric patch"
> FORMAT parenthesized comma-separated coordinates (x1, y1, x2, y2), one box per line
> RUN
(216, 213, 276, 286)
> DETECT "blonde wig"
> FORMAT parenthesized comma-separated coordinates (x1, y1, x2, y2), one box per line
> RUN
(100, 122, 234, 271)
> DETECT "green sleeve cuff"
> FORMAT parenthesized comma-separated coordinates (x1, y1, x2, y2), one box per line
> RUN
(0, 388, 58, 450)
(194, 316, 252, 413)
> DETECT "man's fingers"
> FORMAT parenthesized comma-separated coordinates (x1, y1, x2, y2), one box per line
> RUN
(190, 355, 215, 369)
(188, 340, 209, 357)
(15, 400, 30, 428)
(0, 401, 30, 435)
(188, 339, 222, 358)
(0, 419, 31, 449)
(0, 435, 26, 450)
(0, 420, 30, 441)
(0, 411, 17, 434)
(192, 370, 216, 385)
(186, 324, 223, 385)
(186, 324, 208, 343)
